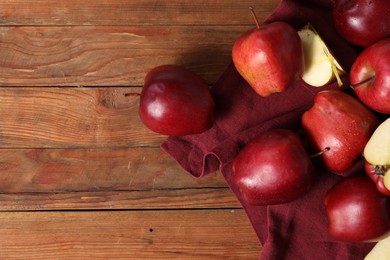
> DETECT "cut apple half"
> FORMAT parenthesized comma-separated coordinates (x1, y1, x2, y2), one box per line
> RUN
(364, 118, 390, 190)
(298, 25, 345, 87)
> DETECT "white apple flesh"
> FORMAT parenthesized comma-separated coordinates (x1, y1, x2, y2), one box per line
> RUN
(365, 234, 390, 260)
(384, 172, 390, 190)
(364, 118, 390, 190)
(298, 26, 345, 87)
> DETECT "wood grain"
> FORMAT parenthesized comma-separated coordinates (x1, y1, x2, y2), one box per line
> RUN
(0, 0, 281, 257)
(0, 87, 166, 147)
(0, 188, 241, 211)
(0, 210, 260, 259)
(0, 148, 226, 193)
(0, 25, 245, 86)
(0, 0, 278, 26)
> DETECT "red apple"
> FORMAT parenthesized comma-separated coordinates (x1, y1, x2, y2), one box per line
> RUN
(332, 0, 390, 47)
(301, 90, 379, 173)
(350, 38, 390, 114)
(139, 65, 215, 136)
(232, 8, 303, 97)
(324, 174, 390, 242)
(365, 161, 390, 196)
(232, 129, 315, 205)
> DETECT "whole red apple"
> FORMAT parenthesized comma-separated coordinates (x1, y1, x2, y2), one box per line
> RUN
(232, 13, 303, 97)
(301, 90, 379, 173)
(365, 161, 390, 196)
(232, 129, 315, 205)
(332, 0, 390, 47)
(324, 174, 390, 242)
(139, 65, 215, 136)
(350, 38, 390, 114)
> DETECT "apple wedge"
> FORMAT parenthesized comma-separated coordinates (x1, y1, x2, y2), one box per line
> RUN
(365, 234, 390, 260)
(298, 26, 345, 87)
(364, 118, 390, 191)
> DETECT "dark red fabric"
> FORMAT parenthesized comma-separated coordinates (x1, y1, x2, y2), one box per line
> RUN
(161, 0, 375, 259)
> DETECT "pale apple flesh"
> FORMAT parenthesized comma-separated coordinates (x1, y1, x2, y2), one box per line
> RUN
(365, 234, 390, 260)
(364, 118, 390, 190)
(298, 26, 345, 87)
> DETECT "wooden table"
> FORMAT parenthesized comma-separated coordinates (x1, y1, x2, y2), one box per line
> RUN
(0, 1, 279, 258)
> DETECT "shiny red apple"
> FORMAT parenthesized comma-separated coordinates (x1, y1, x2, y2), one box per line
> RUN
(301, 90, 379, 173)
(139, 65, 215, 136)
(350, 38, 390, 114)
(332, 0, 390, 47)
(232, 8, 303, 97)
(232, 129, 315, 205)
(324, 174, 390, 242)
(365, 161, 390, 196)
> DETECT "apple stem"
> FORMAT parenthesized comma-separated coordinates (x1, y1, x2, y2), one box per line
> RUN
(350, 76, 375, 89)
(309, 147, 330, 158)
(249, 6, 260, 29)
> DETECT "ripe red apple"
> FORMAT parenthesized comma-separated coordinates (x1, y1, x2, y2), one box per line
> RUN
(324, 174, 390, 242)
(332, 0, 390, 47)
(301, 90, 379, 173)
(139, 64, 215, 136)
(365, 161, 390, 196)
(350, 38, 390, 114)
(232, 129, 315, 205)
(232, 8, 303, 97)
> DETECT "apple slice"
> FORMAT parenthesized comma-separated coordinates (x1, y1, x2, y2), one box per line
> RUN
(365, 234, 390, 260)
(364, 118, 390, 191)
(298, 26, 345, 87)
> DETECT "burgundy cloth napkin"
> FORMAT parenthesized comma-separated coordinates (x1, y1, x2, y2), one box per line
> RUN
(161, 0, 375, 259)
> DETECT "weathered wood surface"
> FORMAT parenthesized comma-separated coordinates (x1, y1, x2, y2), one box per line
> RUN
(0, 210, 260, 259)
(0, 0, 278, 26)
(0, 87, 164, 147)
(0, 26, 244, 86)
(0, 0, 282, 257)
(0, 0, 279, 86)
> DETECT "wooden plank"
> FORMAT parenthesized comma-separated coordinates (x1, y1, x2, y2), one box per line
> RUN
(0, 209, 260, 259)
(0, 87, 166, 147)
(0, 0, 278, 26)
(0, 25, 247, 86)
(0, 148, 225, 193)
(0, 188, 240, 211)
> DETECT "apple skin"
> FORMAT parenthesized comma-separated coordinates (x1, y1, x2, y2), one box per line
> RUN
(324, 174, 390, 242)
(365, 161, 390, 196)
(301, 90, 379, 173)
(350, 38, 390, 114)
(232, 129, 315, 206)
(139, 65, 215, 136)
(332, 0, 390, 47)
(232, 21, 304, 97)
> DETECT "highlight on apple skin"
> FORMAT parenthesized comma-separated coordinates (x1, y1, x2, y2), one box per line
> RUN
(232, 129, 315, 206)
(139, 64, 215, 136)
(301, 90, 379, 173)
(324, 174, 390, 243)
(350, 38, 390, 115)
(232, 9, 303, 97)
(332, 0, 390, 47)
